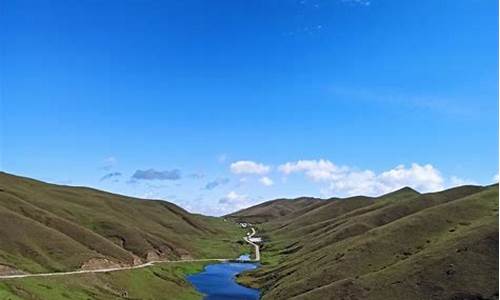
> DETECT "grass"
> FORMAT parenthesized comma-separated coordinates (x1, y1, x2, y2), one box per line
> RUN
(0, 262, 210, 300)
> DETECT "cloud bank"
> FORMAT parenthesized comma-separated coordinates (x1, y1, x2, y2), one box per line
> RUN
(279, 160, 445, 196)
(230, 160, 270, 175)
(217, 191, 257, 214)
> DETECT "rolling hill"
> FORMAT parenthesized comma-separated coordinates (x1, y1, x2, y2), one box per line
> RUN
(227, 196, 325, 224)
(235, 185, 499, 300)
(0, 172, 246, 275)
(1, 171, 497, 300)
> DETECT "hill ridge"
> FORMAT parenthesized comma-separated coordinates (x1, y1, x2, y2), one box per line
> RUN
(0, 172, 246, 274)
(236, 184, 498, 300)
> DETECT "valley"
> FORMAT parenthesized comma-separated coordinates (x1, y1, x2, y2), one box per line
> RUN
(0, 172, 253, 299)
(0, 171, 497, 300)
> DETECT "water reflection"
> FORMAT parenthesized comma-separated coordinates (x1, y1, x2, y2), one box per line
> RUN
(187, 257, 259, 300)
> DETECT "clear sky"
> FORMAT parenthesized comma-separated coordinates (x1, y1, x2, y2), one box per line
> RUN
(1, 0, 498, 215)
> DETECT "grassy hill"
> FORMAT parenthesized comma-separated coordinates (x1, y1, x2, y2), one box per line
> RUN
(0, 172, 247, 275)
(227, 197, 325, 224)
(0, 171, 497, 300)
(237, 185, 499, 300)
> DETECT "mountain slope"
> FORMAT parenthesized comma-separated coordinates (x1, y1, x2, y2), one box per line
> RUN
(0, 172, 246, 274)
(237, 185, 498, 300)
(227, 197, 325, 224)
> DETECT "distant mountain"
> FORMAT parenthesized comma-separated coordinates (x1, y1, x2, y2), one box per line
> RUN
(0, 172, 244, 274)
(227, 187, 420, 224)
(236, 185, 499, 300)
(227, 196, 325, 223)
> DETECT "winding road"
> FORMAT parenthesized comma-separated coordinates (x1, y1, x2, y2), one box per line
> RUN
(243, 227, 261, 261)
(0, 227, 261, 280)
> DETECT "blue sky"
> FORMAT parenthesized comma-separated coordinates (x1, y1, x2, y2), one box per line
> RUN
(1, 0, 498, 215)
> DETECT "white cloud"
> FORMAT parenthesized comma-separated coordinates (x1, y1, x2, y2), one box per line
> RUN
(449, 176, 477, 187)
(278, 159, 352, 182)
(230, 160, 271, 175)
(259, 176, 274, 186)
(493, 174, 499, 183)
(216, 191, 257, 215)
(223, 191, 246, 202)
(184, 191, 262, 217)
(278, 159, 347, 181)
(327, 169, 379, 196)
(280, 160, 445, 197)
(377, 164, 443, 192)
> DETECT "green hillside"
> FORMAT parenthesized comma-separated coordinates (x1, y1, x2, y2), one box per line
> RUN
(236, 185, 499, 300)
(227, 197, 325, 224)
(0, 172, 247, 274)
(0, 262, 208, 300)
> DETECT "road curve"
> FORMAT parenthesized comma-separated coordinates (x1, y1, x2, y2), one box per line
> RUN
(0, 228, 261, 280)
(244, 227, 261, 261)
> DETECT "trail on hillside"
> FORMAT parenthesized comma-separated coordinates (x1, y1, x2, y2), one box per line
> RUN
(0, 228, 261, 279)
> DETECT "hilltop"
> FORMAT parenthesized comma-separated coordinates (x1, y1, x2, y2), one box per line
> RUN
(227, 196, 325, 224)
(236, 184, 499, 300)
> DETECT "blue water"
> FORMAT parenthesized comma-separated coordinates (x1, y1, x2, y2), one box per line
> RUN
(187, 260, 260, 300)
(237, 254, 251, 261)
